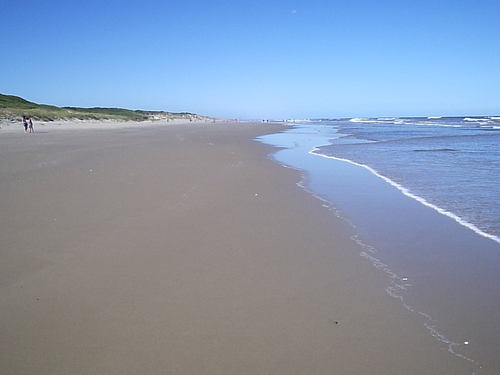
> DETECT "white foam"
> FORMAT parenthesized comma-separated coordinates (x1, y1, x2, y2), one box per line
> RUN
(428, 116, 442, 119)
(464, 117, 490, 122)
(309, 147, 500, 245)
(414, 122, 462, 128)
(349, 118, 378, 123)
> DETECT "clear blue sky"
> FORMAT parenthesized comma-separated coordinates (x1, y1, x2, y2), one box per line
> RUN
(1, 0, 499, 118)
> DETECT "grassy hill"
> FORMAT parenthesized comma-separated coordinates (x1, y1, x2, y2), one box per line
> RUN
(0, 94, 208, 122)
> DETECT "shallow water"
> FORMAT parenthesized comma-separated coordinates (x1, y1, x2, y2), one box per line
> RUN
(257, 120, 500, 375)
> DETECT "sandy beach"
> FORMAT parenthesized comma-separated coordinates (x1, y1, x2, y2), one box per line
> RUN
(0, 122, 475, 374)
(0, 118, 218, 134)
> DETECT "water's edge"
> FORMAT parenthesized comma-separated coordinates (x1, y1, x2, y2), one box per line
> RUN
(255, 123, 486, 374)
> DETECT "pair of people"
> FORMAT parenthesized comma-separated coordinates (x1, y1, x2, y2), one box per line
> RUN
(22, 116, 34, 133)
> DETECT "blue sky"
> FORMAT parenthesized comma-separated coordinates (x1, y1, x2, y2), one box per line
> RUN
(1, 0, 499, 118)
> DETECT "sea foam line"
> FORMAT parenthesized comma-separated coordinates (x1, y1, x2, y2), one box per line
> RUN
(355, 238, 479, 372)
(309, 146, 500, 245)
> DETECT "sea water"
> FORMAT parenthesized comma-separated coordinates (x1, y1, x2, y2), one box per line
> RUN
(258, 117, 500, 374)
(317, 117, 500, 242)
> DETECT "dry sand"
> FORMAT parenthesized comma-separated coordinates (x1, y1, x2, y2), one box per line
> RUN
(0, 122, 474, 374)
(0, 118, 218, 134)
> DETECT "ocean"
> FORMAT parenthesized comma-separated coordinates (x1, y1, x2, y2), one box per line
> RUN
(316, 116, 500, 243)
(258, 117, 500, 374)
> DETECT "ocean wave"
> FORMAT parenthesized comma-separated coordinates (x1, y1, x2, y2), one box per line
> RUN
(413, 122, 462, 128)
(349, 118, 378, 123)
(309, 147, 500, 245)
(479, 125, 500, 130)
(464, 117, 491, 122)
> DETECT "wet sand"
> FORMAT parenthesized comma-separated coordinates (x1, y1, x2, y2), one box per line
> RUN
(0, 123, 473, 374)
(260, 123, 500, 374)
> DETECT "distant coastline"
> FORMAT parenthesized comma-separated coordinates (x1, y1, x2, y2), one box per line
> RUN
(0, 93, 212, 122)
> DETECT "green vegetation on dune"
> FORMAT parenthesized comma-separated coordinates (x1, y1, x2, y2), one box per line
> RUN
(0, 94, 209, 122)
(62, 107, 150, 121)
(0, 94, 38, 108)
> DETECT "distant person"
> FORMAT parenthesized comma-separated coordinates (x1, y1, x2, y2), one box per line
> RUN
(22, 116, 28, 132)
(28, 117, 34, 133)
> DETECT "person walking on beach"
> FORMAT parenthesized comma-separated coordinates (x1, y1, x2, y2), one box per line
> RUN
(22, 116, 28, 132)
(28, 117, 34, 133)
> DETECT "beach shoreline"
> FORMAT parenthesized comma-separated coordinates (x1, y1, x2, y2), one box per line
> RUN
(0, 118, 229, 134)
(259, 122, 500, 374)
(0, 121, 475, 374)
